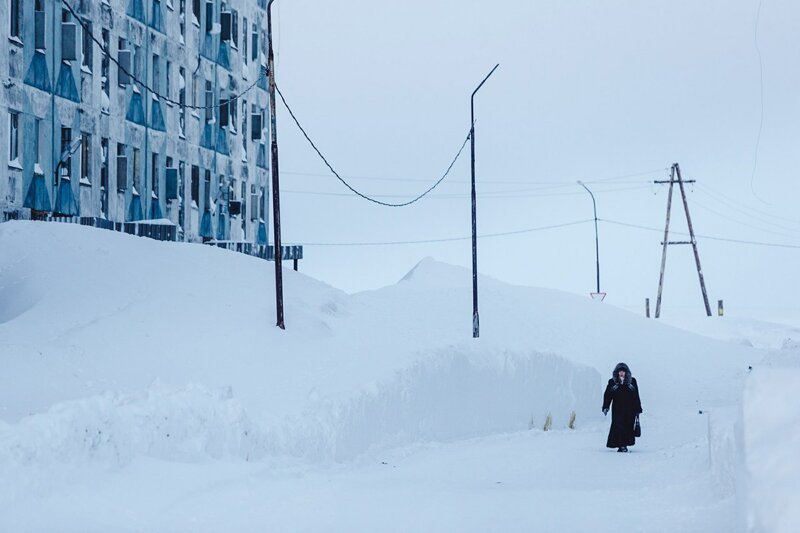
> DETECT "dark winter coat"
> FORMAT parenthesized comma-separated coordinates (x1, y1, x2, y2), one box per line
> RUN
(602, 362, 643, 448)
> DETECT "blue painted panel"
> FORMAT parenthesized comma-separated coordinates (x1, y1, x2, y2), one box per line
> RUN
(126, 92, 146, 125)
(216, 212, 227, 240)
(216, 128, 229, 155)
(150, 198, 163, 219)
(56, 64, 80, 102)
(256, 220, 267, 245)
(128, 194, 144, 221)
(150, 100, 166, 131)
(23, 174, 52, 212)
(217, 42, 230, 70)
(199, 210, 213, 238)
(24, 52, 52, 93)
(257, 144, 267, 169)
(201, 123, 215, 149)
(54, 179, 79, 216)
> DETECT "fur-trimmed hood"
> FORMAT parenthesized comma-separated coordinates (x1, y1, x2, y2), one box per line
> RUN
(612, 362, 633, 385)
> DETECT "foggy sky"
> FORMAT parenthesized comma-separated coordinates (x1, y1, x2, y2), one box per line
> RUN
(267, 0, 799, 320)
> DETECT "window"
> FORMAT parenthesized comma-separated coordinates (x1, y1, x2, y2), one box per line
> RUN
(35, 0, 46, 50)
(205, 80, 213, 122)
(241, 100, 248, 157)
(62, 7, 70, 23)
(179, 67, 186, 136)
(116, 143, 127, 191)
(251, 23, 258, 61)
(60, 127, 72, 179)
(204, 169, 210, 205)
(101, 138, 109, 216)
(179, 0, 186, 42)
(152, 54, 161, 95)
(205, 0, 213, 33)
(80, 132, 91, 184)
(132, 148, 141, 193)
(34, 119, 42, 167)
(191, 165, 199, 205)
(101, 29, 110, 97)
(260, 186, 266, 219)
(10, 0, 22, 41)
(82, 20, 93, 71)
(133, 45, 142, 80)
(242, 17, 247, 63)
(165, 61, 171, 102)
(8, 111, 20, 165)
(193, 0, 200, 25)
(118, 39, 130, 86)
(231, 9, 238, 48)
(151, 153, 159, 198)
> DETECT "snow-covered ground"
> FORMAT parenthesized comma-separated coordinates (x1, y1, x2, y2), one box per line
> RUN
(0, 221, 796, 532)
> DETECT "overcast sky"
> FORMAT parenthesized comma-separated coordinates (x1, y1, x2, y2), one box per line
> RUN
(266, 0, 799, 320)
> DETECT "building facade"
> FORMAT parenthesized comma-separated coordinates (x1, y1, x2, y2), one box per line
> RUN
(1, 0, 271, 243)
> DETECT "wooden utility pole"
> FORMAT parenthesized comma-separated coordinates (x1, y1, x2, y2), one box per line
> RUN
(654, 163, 712, 318)
(267, 0, 285, 329)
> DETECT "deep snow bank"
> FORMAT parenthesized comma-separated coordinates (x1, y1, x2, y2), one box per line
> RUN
(0, 349, 600, 475)
(0, 221, 757, 481)
(741, 342, 800, 533)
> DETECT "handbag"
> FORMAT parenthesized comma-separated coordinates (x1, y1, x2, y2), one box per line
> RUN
(634, 415, 641, 437)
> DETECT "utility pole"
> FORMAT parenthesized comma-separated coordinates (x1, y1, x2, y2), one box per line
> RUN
(577, 180, 602, 298)
(267, 0, 285, 329)
(470, 64, 499, 339)
(654, 163, 712, 318)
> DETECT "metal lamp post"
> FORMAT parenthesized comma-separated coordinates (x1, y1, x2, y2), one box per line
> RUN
(577, 180, 602, 297)
(267, 0, 285, 329)
(470, 64, 499, 338)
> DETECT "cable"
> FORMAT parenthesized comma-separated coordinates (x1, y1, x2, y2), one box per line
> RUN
(275, 85, 471, 207)
(293, 219, 593, 246)
(280, 184, 652, 200)
(695, 183, 800, 226)
(600, 218, 800, 249)
(750, 0, 770, 204)
(689, 198, 800, 239)
(281, 168, 667, 187)
(62, 0, 263, 110)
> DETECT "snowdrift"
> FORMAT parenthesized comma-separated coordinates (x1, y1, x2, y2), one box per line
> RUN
(0, 221, 755, 475)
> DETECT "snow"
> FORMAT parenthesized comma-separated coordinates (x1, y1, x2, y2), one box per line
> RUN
(0, 221, 794, 531)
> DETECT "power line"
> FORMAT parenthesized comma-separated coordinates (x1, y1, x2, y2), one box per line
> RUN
(275, 85, 471, 207)
(750, 0, 770, 204)
(695, 183, 800, 226)
(280, 184, 652, 200)
(280, 168, 667, 187)
(601, 218, 800, 249)
(62, 0, 263, 110)
(292, 219, 594, 246)
(692, 189, 800, 236)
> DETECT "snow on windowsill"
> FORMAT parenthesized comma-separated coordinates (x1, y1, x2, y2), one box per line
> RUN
(81, 65, 93, 75)
(34, 164, 44, 176)
(8, 159, 22, 171)
(79, 178, 92, 186)
(133, 85, 141, 95)
(151, 191, 159, 200)
(8, 36, 23, 48)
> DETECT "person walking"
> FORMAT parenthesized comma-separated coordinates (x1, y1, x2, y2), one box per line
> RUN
(602, 362, 642, 452)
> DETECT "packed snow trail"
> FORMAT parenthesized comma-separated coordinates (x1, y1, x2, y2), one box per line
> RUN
(0, 419, 735, 532)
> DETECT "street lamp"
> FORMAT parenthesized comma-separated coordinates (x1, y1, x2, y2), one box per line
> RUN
(267, 0, 285, 329)
(470, 64, 499, 338)
(577, 180, 602, 298)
